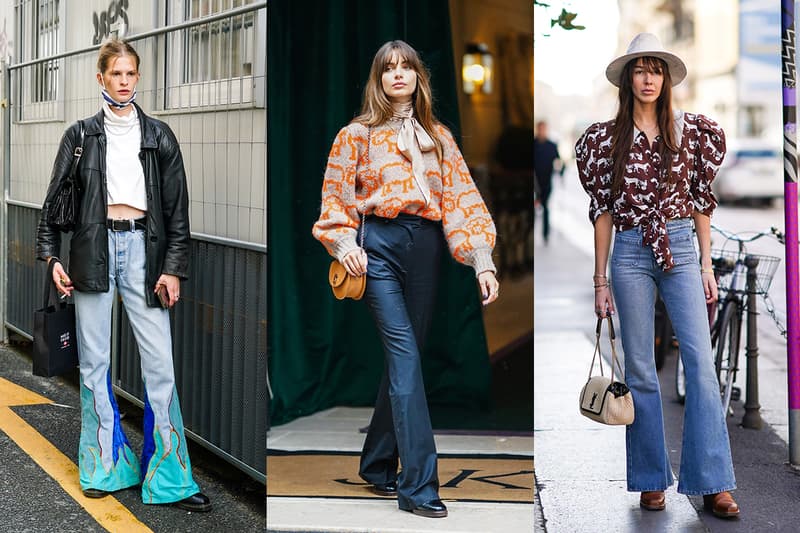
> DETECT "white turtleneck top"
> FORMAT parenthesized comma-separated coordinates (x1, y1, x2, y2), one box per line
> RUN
(102, 102, 147, 211)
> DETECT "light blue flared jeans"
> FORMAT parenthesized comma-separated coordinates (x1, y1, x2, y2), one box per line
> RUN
(73, 228, 200, 504)
(610, 218, 736, 495)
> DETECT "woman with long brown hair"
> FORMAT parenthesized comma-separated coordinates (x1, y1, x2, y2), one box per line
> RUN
(576, 33, 739, 518)
(313, 40, 499, 518)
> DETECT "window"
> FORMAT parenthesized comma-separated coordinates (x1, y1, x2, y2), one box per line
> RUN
(34, 0, 59, 103)
(186, 0, 254, 83)
(166, 0, 264, 109)
(739, 105, 765, 138)
(14, 0, 62, 121)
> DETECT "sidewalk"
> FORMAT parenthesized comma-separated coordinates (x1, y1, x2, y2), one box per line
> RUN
(534, 195, 800, 532)
(534, 217, 705, 532)
(267, 407, 534, 532)
(0, 341, 263, 532)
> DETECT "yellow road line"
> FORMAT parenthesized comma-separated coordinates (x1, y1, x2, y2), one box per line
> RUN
(0, 379, 153, 532)
(0, 376, 51, 406)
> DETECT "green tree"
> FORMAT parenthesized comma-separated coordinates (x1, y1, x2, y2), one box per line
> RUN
(534, 1, 585, 33)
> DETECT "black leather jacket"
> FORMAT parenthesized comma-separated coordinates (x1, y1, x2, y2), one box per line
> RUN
(36, 103, 190, 307)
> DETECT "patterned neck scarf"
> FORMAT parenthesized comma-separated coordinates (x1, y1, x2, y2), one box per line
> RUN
(101, 79, 137, 109)
(391, 101, 435, 205)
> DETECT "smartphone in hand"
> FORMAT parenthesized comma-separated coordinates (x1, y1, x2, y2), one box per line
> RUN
(156, 285, 170, 308)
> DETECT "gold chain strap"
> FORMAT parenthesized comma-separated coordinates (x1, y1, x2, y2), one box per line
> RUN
(590, 316, 625, 383)
(359, 127, 371, 249)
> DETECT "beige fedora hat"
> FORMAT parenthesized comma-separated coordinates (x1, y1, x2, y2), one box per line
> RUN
(605, 33, 687, 87)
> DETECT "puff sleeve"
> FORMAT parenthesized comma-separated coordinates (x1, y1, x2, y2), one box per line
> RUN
(311, 124, 366, 262)
(575, 122, 614, 223)
(691, 114, 725, 216)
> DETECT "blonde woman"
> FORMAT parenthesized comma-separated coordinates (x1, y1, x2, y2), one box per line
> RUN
(313, 40, 499, 518)
(36, 39, 210, 512)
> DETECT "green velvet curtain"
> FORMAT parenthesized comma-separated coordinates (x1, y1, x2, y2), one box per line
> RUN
(267, 0, 491, 427)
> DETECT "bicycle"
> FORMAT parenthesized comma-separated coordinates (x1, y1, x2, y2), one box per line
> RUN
(674, 225, 783, 416)
(654, 292, 675, 371)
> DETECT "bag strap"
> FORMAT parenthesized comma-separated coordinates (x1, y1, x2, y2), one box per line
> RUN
(589, 316, 625, 383)
(588, 317, 606, 379)
(358, 127, 371, 249)
(605, 316, 624, 383)
(42, 259, 60, 308)
(67, 120, 85, 184)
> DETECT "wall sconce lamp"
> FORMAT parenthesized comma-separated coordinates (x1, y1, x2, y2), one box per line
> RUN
(462, 42, 493, 95)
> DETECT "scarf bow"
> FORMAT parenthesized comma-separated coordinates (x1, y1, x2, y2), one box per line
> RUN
(393, 102, 435, 205)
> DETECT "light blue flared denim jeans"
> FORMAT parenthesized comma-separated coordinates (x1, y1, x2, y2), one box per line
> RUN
(610, 218, 736, 495)
(73, 228, 200, 504)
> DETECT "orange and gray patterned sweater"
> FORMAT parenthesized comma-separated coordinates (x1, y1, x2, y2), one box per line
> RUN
(312, 120, 497, 275)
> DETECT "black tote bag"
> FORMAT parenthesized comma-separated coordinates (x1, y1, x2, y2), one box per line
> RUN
(32, 260, 79, 377)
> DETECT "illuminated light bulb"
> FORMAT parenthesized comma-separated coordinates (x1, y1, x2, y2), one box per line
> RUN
(465, 64, 486, 83)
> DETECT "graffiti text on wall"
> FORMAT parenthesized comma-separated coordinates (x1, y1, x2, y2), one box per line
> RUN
(0, 19, 13, 63)
(93, 0, 130, 45)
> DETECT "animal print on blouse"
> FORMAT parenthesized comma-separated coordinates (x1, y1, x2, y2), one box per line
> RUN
(575, 111, 725, 270)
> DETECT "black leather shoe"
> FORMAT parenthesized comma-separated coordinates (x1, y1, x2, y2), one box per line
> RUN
(82, 488, 109, 499)
(371, 481, 397, 497)
(409, 499, 448, 518)
(171, 492, 212, 512)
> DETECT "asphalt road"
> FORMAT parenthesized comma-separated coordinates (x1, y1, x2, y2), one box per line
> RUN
(0, 339, 264, 533)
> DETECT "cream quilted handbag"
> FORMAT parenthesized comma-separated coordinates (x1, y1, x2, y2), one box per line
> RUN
(579, 316, 635, 425)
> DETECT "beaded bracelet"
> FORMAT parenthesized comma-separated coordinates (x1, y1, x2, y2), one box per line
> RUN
(700, 268, 714, 274)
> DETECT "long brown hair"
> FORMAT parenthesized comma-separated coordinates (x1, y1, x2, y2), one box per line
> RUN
(610, 56, 678, 195)
(353, 40, 443, 160)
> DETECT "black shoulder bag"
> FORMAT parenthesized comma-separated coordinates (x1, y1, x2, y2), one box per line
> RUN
(47, 121, 85, 232)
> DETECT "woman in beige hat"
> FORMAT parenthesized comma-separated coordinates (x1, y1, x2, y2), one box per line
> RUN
(575, 33, 739, 518)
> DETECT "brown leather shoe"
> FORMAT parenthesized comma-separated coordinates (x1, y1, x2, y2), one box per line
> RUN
(703, 491, 740, 519)
(639, 491, 666, 511)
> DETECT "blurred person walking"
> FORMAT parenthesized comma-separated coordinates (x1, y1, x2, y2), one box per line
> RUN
(36, 39, 210, 512)
(313, 40, 499, 518)
(575, 33, 739, 518)
(533, 119, 562, 243)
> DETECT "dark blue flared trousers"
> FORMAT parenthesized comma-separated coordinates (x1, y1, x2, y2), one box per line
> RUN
(357, 214, 443, 510)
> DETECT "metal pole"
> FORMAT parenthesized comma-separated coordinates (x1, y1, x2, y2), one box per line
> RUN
(0, 63, 10, 343)
(742, 255, 763, 428)
(781, 0, 800, 464)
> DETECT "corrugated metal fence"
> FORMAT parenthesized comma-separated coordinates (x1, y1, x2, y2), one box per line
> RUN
(4, 2, 266, 483)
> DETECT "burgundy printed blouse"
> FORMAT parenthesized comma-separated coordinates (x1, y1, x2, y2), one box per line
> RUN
(575, 111, 725, 270)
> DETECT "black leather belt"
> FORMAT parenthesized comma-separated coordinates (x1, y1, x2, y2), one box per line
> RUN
(107, 217, 146, 231)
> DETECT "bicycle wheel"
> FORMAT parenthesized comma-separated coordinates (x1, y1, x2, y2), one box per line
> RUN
(654, 298, 672, 371)
(714, 301, 741, 415)
(675, 352, 686, 403)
